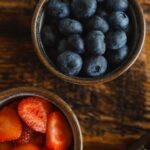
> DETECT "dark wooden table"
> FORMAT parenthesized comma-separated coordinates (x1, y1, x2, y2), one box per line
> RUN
(0, 0, 150, 149)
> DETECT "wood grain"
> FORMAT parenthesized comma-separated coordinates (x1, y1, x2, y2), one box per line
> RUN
(0, 0, 150, 150)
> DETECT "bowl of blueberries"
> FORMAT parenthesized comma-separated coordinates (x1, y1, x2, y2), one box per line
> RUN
(32, 0, 145, 85)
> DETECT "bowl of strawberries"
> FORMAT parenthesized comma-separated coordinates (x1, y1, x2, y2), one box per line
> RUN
(0, 87, 82, 150)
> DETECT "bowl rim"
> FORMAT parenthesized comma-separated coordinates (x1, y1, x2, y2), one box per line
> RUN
(0, 87, 83, 150)
(31, 0, 146, 85)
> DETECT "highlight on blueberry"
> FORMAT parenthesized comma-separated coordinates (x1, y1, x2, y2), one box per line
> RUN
(58, 39, 67, 54)
(47, 0, 70, 18)
(59, 18, 83, 35)
(86, 30, 106, 55)
(71, 0, 97, 18)
(57, 51, 83, 76)
(106, 45, 128, 65)
(106, 30, 127, 50)
(67, 34, 85, 54)
(87, 16, 109, 33)
(84, 55, 108, 77)
(106, 0, 129, 11)
(96, 8, 109, 19)
(109, 11, 129, 30)
(42, 26, 58, 47)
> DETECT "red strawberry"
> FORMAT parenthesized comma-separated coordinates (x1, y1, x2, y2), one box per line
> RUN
(18, 97, 53, 133)
(10, 101, 20, 109)
(31, 132, 45, 147)
(0, 142, 13, 150)
(46, 112, 73, 150)
(40, 146, 49, 150)
(0, 107, 22, 142)
(12, 144, 39, 150)
(15, 125, 33, 144)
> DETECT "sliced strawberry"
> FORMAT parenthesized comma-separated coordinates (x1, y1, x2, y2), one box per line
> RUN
(40, 146, 49, 150)
(31, 132, 45, 147)
(10, 101, 20, 109)
(18, 97, 53, 133)
(12, 144, 39, 150)
(15, 125, 33, 144)
(0, 107, 22, 142)
(0, 142, 13, 150)
(46, 112, 73, 150)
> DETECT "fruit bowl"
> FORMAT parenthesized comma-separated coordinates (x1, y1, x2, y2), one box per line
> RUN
(32, 0, 145, 85)
(0, 87, 83, 150)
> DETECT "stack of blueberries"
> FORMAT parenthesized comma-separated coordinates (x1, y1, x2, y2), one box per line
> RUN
(42, 0, 130, 77)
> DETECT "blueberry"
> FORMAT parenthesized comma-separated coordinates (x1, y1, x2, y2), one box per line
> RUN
(87, 16, 109, 33)
(57, 51, 83, 76)
(106, 30, 127, 50)
(84, 56, 108, 77)
(97, 0, 104, 3)
(106, 0, 128, 11)
(106, 45, 128, 65)
(58, 39, 67, 53)
(71, 0, 97, 18)
(67, 34, 85, 54)
(109, 11, 129, 30)
(96, 9, 109, 19)
(125, 25, 131, 37)
(47, 0, 69, 18)
(41, 26, 58, 47)
(86, 30, 106, 55)
(59, 18, 83, 35)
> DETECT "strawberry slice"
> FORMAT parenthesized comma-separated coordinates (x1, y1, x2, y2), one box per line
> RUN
(41, 146, 49, 150)
(12, 144, 39, 150)
(18, 97, 53, 133)
(0, 142, 13, 150)
(46, 112, 73, 150)
(0, 107, 22, 142)
(15, 125, 33, 144)
(31, 132, 45, 147)
(10, 101, 20, 109)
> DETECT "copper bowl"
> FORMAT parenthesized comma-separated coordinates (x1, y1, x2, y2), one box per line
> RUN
(32, 0, 146, 85)
(0, 87, 83, 150)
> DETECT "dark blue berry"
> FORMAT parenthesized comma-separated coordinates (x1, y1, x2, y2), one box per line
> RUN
(47, 0, 69, 18)
(106, 30, 127, 50)
(97, 0, 104, 3)
(96, 9, 109, 19)
(86, 30, 106, 55)
(67, 34, 85, 54)
(125, 25, 131, 37)
(71, 0, 97, 18)
(59, 18, 83, 35)
(106, 0, 128, 11)
(42, 26, 58, 47)
(84, 56, 108, 77)
(106, 45, 128, 65)
(58, 39, 67, 53)
(87, 16, 109, 33)
(109, 11, 129, 30)
(57, 51, 83, 76)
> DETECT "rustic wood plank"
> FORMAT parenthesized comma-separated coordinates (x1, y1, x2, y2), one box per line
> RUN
(0, 0, 150, 149)
(0, 0, 37, 13)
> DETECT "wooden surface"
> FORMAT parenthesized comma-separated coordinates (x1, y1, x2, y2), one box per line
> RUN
(0, 0, 150, 149)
